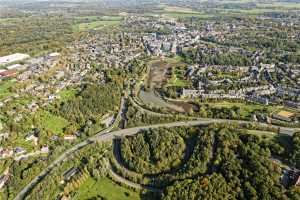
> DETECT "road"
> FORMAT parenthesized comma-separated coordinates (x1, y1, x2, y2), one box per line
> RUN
(106, 161, 161, 193)
(14, 118, 300, 200)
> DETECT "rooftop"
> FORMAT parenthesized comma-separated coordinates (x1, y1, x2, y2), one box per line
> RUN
(0, 53, 30, 65)
(277, 111, 295, 118)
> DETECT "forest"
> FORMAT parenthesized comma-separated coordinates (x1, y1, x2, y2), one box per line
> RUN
(181, 48, 252, 66)
(59, 83, 121, 127)
(162, 126, 300, 200)
(114, 125, 300, 199)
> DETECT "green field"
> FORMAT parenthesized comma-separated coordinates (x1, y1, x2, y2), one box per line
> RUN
(0, 17, 20, 24)
(199, 101, 282, 118)
(75, 15, 123, 22)
(58, 88, 77, 101)
(73, 20, 121, 32)
(144, 5, 214, 19)
(35, 110, 69, 135)
(73, 15, 123, 32)
(73, 177, 140, 200)
(167, 67, 190, 87)
(246, 129, 277, 138)
(0, 79, 16, 100)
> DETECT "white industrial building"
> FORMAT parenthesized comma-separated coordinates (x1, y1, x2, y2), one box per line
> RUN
(0, 53, 30, 65)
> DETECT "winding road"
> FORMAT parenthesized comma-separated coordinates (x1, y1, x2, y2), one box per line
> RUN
(14, 117, 300, 200)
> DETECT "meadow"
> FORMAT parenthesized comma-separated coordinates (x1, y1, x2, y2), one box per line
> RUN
(73, 177, 140, 200)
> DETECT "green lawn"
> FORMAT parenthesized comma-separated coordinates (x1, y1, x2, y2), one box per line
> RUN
(199, 101, 282, 118)
(246, 129, 277, 138)
(167, 70, 190, 87)
(0, 17, 20, 24)
(35, 110, 69, 135)
(167, 64, 191, 88)
(58, 88, 77, 101)
(0, 79, 16, 100)
(73, 177, 140, 200)
(145, 5, 214, 19)
(75, 15, 123, 22)
(204, 101, 279, 110)
(163, 12, 213, 19)
(73, 19, 121, 32)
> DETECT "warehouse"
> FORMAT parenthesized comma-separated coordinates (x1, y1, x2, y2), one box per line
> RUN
(0, 53, 30, 65)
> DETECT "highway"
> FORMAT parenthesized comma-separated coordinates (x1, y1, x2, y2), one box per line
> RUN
(14, 118, 300, 200)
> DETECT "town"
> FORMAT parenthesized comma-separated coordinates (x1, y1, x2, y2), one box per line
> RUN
(0, 0, 300, 200)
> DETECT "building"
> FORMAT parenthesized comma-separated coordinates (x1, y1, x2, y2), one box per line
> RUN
(62, 167, 79, 182)
(49, 52, 60, 57)
(248, 95, 269, 105)
(282, 169, 300, 187)
(0, 148, 13, 158)
(6, 64, 24, 70)
(284, 101, 299, 109)
(0, 53, 30, 65)
(64, 135, 77, 141)
(273, 111, 295, 122)
(0, 168, 10, 189)
(25, 133, 39, 146)
(0, 70, 17, 77)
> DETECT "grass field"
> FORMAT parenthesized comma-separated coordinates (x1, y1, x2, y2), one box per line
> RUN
(35, 110, 69, 135)
(0, 17, 20, 24)
(58, 88, 77, 101)
(146, 5, 214, 19)
(73, 20, 121, 32)
(167, 67, 191, 87)
(75, 15, 123, 22)
(73, 177, 140, 200)
(199, 101, 282, 118)
(246, 129, 277, 138)
(0, 79, 16, 100)
(73, 15, 122, 32)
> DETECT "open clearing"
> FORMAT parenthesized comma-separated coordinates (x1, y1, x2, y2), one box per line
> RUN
(147, 5, 214, 19)
(246, 129, 277, 138)
(73, 177, 140, 200)
(0, 79, 16, 100)
(73, 15, 122, 32)
(35, 110, 69, 135)
(73, 20, 121, 32)
(198, 101, 282, 118)
(58, 88, 77, 102)
(147, 57, 185, 89)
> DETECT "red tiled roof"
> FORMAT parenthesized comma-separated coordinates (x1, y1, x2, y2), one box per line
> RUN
(0, 70, 17, 77)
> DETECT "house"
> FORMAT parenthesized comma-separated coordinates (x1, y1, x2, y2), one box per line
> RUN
(181, 89, 203, 98)
(0, 132, 9, 141)
(0, 148, 13, 158)
(248, 95, 269, 105)
(284, 101, 299, 109)
(0, 53, 30, 65)
(25, 133, 39, 146)
(55, 71, 65, 79)
(14, 147, 26, 155)
(0, 70, 17, 77)
(62, 167, 79, 182)
(6, 64, 24, 70)
(64, 135, 77, 141)
(282, 169, 300, 187)
(49, 52, 60, 58)
(0, 168, 10, 189)
(273, 111, 295, 122)
(40, 146, 49, 153)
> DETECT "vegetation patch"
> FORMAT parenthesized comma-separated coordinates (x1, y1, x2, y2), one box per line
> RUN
(34, 110, 69, 136)
(0, 79, 16, 100)
(73, 177, 140, 200)
(120, 128, 186, 174)
(59, 83, 121, 127)
(73, 15, 122, 32)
